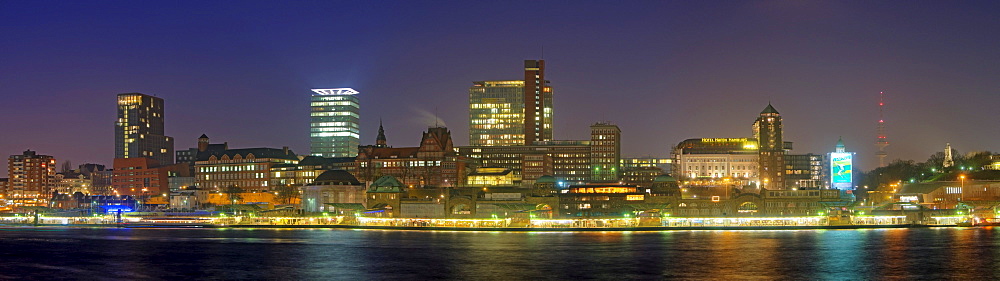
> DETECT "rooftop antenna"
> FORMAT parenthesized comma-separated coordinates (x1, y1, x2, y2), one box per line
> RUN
(876, 91, 889, 167)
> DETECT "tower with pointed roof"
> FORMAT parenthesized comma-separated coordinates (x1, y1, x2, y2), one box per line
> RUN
(198, 134, 210, 152)
(375, 120, 387, 148)
(753, 103, 784, 189)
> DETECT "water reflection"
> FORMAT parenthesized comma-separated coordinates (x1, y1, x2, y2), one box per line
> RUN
(0, 227, 998, 279)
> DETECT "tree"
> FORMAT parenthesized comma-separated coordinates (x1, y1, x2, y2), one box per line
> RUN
(274, 184, 300, 205)
(222, 185, 243, 205)
(61, 161, 73, 173)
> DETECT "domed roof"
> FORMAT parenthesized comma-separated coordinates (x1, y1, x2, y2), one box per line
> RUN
(312, 170, 361, 185)
(535, 175, 557, 183)
(653, 174, 677, 182)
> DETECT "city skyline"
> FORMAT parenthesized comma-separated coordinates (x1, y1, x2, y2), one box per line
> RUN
(2, 1, 999, 175)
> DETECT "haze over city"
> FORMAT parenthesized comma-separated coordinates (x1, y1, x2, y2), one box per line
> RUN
(2, 0, 998, 176)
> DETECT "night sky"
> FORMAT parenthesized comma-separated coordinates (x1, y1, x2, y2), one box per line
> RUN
(2, 1, 999, 177)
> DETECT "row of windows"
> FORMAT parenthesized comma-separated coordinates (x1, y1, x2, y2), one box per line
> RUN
(202, 173, 267, 180)
(199, 165, 267, 173)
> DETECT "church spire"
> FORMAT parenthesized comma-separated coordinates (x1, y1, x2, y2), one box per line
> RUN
(375, 119, 387, 148)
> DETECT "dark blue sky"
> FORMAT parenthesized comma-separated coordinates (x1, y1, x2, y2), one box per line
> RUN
(2, 1, 999, 176)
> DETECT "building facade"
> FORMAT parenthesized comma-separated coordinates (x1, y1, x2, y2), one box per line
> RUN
(590, 122, 621, 181)
(111, 157, 190, 196)
(354, 127, 466, 188)
(785, 154, 826, 189)
(115, 93, 174, 164)
(194, 147, 299, 192)
(469, 80, 527, 146)
(310, 88, 360, 158)
(466, 167, 515, 187)
(672, 138, 760, 187)
(523, 60, 552, 144)
(459, 140, 591, 186)
(6, 150, 57, 207)
(469, 60, 552, 146)
(620, 157, 673, 187)
(300, 170, 365, 213)
(754, 104, 785, 189)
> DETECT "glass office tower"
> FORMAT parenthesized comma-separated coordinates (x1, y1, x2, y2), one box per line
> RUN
(310, 88, 360, 157)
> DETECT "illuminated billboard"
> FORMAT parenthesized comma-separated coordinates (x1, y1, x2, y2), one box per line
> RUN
(830, 152, 853, 189)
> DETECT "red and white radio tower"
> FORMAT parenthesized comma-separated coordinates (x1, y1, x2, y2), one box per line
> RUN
(875, 92, 889, 167)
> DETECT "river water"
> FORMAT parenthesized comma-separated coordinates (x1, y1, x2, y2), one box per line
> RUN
(1, 227, 998, 280)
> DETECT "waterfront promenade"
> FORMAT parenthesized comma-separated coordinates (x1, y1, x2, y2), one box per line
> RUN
(0, 214, 967, 231)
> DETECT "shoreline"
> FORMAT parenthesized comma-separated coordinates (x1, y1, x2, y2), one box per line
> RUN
(0, 223, 958, 232)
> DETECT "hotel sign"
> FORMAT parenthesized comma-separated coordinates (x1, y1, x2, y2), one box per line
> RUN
(701, 138, 748, 143)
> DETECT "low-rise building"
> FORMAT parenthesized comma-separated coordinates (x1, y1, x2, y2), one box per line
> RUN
(466, 167, 514, 187)
(194, 146, 298, 192)
(301, 170, 365, 213)
(893, 180, 1000, 210)
(672, 138, 760, 187)
(170, 188, 209, 210)
(112, 157, 190, 196)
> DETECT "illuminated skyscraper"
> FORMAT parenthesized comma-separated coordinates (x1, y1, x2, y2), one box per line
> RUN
(115, 93, 174, 164)
(310, 88, 360, 157)
(753, 103, 784, 189)
(469, 60, 552, 146)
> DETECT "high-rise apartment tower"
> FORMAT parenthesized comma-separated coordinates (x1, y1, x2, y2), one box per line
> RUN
(6, 150, 57, 207)
(753, 104, 784, 189)
(115, 93, 174, 164)
(310, 88, 360, 157)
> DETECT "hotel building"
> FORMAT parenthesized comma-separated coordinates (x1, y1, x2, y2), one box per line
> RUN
(672, 138, 760, 187)
(310, 88, 360, 158)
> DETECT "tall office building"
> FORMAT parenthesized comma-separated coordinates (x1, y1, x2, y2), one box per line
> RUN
(523, 60, 552, 144)
(753, 104, 784, 189)
(310, 88, 360, 157)
(469, 60, 552, 146)
(590, 122, 621, 181)
(115, 93, 174, 164)
(7, 150, 57, 207)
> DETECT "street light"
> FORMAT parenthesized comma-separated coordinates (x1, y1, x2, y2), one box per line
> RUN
(960, 175, 967, 201)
